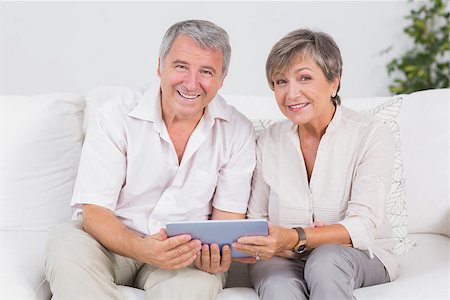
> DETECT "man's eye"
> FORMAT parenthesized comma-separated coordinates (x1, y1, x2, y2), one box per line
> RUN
(175, 65, 187, 70)
(201, 70, 213, 76)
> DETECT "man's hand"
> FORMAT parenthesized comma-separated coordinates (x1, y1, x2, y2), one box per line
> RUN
(138, 228, 202, 270)
(83, 204, 201, 270)
(193, 243, 232, 274)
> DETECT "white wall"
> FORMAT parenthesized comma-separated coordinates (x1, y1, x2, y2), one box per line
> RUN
(0, 1, 414, 98)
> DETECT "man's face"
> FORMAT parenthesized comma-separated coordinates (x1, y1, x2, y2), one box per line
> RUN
(158, 35, 225, 122)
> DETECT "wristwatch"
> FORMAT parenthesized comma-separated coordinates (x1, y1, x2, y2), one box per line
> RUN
(292, 227, 308, 254)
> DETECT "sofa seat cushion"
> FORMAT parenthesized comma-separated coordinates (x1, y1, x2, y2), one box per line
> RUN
(117, 285, 259, 300)
(354, 233, 449, 299)
(0, 230, 51, 300)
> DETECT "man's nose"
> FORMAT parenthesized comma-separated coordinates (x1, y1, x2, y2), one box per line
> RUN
(184, 71, 200, 91)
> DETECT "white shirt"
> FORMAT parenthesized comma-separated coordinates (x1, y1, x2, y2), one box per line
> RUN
(71, 82, 255, 235)
(247, 105, 399, 281)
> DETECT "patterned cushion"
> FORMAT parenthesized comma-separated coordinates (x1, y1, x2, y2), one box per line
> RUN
(363, 96, 414, 254)
(251, 96, 414, 254)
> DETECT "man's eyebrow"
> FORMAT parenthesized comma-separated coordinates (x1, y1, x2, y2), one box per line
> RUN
(171, 59, 218, 75)
(171, 59, 189, 66)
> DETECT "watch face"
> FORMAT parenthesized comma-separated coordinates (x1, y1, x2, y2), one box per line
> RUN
(294, 239, 307, 254)
(296, 244, 307, 254)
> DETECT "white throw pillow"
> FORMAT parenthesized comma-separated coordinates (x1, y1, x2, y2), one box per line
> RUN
(248, 96, 413, 254)
(0, 94, 85, 230)
(362, 96, 414, 255)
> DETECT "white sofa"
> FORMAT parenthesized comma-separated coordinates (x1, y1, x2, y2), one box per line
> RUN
(0, 88, 448, 300)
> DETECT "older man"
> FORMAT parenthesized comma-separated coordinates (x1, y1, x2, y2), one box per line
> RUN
(45, 20, 255, 300)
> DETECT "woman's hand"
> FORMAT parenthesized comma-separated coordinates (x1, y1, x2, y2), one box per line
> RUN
(232, 224, 297, 261)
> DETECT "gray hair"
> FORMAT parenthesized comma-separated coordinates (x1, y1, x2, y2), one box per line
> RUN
(159, 20, 231, 78)
(266, 28, 343, 105)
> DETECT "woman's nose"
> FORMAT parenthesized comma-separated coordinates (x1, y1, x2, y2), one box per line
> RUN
(287, 82, 301, 100)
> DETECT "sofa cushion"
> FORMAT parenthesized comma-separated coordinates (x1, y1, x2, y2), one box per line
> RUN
(0, 94, 84, 230)
(360, 96, 413, 254)
(0, 230, 51, 300)
(398, 89, 449, 237)
(353, 233, 449, 299)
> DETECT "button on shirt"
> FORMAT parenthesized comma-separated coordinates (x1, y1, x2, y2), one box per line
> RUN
(247, 105, 399, 281)
(71, 82, 255, 235)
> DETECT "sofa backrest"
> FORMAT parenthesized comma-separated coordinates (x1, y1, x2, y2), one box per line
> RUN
(1, 88, 447, 238)
(397, 89, 449, 236)
(0, 94, 85, 231)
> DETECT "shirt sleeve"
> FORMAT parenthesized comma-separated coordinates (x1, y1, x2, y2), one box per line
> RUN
(70, 104, 127, 211)
(247, 135, 270, 220)
(338, 123, 395, 255)
(212, 120, 256, 214)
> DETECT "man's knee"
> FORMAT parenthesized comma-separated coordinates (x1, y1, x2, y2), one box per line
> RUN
(181, 267, 224, 289)
(256, 275, 307, 300)
(142, 267, 224, 300)
(46, 220, 112, 280)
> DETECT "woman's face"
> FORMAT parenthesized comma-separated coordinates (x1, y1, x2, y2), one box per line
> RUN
(272, 55, 339, 127)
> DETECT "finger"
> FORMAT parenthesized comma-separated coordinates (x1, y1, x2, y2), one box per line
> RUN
(232, 242, 258, 257)
(233, 241, 260, 253)
(233, 257, 257, 264)
(166, 239, 201, 260)
(160, 228, 168, 240)
(201, 244, 211, 268)
(170, 250, 198, 270)
(209, 244, 221, 269)
(236, 235, 267, 245)
(220, 245, 232, 270)
(194, 252, 202, 269)
(166, 241, 201, 268)
(162, 234, 193, 251)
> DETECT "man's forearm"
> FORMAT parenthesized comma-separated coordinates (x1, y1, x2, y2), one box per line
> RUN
(82, 204, 146, 261)
(211, 208, 245, 220)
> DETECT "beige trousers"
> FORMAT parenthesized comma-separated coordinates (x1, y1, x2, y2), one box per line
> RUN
(45, 220, 226, 300)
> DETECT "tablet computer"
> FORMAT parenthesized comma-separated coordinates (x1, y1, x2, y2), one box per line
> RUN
(166, 219, 268, 258)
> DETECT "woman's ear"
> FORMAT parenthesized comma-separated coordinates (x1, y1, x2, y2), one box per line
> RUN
(331, 75, 340, 96)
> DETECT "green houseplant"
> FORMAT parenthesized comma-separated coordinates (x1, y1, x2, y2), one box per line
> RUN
(385, 0, 450, 94)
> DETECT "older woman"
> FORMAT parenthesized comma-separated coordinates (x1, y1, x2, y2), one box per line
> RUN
(233, 29, 399, 299)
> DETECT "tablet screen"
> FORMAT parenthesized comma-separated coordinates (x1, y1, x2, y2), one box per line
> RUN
(166, 219, 268, 258)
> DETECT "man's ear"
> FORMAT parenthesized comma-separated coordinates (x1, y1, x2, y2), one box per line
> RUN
(218, 74, 226, 89)
(157, 57, 162, 78)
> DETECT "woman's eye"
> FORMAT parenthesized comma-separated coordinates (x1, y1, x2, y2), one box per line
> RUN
(300, 76, 311, 81)
(275, 79, 287, 85)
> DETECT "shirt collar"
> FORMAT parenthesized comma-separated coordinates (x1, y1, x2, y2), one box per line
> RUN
(128, 80, 232, 125)
(324, 104, 342, 135)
